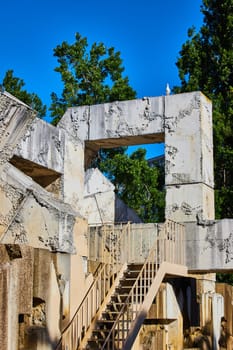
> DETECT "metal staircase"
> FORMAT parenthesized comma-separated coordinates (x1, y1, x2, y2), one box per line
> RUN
(85, 236, 187, 349)
(58, 220, 187, 350)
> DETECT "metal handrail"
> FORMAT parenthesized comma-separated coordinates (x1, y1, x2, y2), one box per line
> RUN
(88, 222, 131, 267)
(58, 222, 130, 350)
(101, 220, 185, 349)
(59, 263, 110, 350)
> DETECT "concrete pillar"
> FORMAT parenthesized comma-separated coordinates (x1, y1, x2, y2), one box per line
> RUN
(211, 293, 224, 350)
(62, 133, 85, 213)
(165, 92, 214, 222)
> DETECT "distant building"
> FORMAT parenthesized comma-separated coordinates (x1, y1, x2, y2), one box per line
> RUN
(147, 154, 165, 168)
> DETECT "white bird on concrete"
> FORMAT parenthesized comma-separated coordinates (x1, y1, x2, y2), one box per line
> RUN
(166, 83, 171, 95)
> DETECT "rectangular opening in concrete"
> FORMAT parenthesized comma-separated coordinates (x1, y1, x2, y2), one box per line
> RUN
(10, 155, 61, 188)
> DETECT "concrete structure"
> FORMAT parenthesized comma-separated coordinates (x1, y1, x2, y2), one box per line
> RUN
(1, 90, 233, 350)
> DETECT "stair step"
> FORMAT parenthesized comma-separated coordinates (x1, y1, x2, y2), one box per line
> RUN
(109, 296, 127, 303)
(115, 286, 132, 294)
(111, 293, 128, 301)
(93, 329, 109, 337)
(102, 311, 120, 320)
(119, 280, 136, 287)
(96, 320, 115, 329)
(127, 263, 143, 270)
(85, 263, 157, 350)
(87, 338, 118, 350)
(86, 339, 103, 349)
(108, 301, 127, 310)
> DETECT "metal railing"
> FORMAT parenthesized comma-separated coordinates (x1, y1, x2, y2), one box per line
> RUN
(88, 220, 185, 266)
(58, 220, 185, 350)
(59, 264, 111, 350)
(88, 222, 159, 265)
(88, 222, 131, 266)
(58, 223, 130, 350)
(101, 220, 185, 349)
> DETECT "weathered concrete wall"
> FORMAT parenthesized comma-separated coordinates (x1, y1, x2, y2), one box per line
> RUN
(0, 163, 76, 253)
(14, 118, 65, 175)
(82, 168, 115, 224)
(58, 97, 165, 168)
(62, 134, 85, 212)
(1, 90, 232, 350)
(0, 91, 36, 168)
(216, 283, 233, 336)
(0, 245, 34, 350)
(134, 282, 184, 350)
(59, 92, 214, 225)
(59, 98, 164, 147)
(70, 217, 93, 320)
(32, 248, 61, 348)
(165, 92, 214, 222)
(0, 246, 81, 350)
(166, 283, 184, 350)
(185, 219, 233, 272)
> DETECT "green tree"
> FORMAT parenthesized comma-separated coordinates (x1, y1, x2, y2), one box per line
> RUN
(100, 148, 165, 223)
(50, 32, 136, 124)
(50, 33, 165, 222)
(2, 70, 46, 118)
(174, 0, 233, 219)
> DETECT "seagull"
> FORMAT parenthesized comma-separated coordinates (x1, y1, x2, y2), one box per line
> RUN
(166, 83, 171, 96)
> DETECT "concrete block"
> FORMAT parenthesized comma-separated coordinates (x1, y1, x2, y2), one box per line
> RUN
(46, 258, 61, 342)
(58, 105, 90, 141)
(84, 168, 114, 196)
(15, 118, 65, 175)
(1, 164, 76, 253)
(83, 191, 115, 224)
(0, 179, 24, 239)
(70, 217, 93, 320)
(185, 219, 233, 272)
(63, 133, 85, 212)
(165, 92, 213, 187)
(33, 249, 53, 301)
(17, 246, 34, 314)
(0, 245, 34, 350)
(26, 248, 61, 348)
(0, 92, 36, 168)
(82, 168, 115, 224)
(89, 97, 164, 143)
(0, 262, 10, 350)
(216, 283, 233, 335)
(166, 183, 215, 222)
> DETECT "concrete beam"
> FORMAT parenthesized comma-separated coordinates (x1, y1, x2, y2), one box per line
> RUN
(59, 97, 164, 142)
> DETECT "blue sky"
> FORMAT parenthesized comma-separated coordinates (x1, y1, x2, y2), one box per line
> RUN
(0, 0, 203, 158)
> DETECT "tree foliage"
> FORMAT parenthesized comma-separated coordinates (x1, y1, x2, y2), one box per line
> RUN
(50, 32, 136, 124)
(1, 70, 46, 118)
(50, 33, 165, 223)
(100, 148, 165, 223)
(174, 0, 233, 219)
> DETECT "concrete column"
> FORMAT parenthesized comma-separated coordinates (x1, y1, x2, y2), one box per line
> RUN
(62, 133, 85, 213)
(165, 92, 214, 222)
